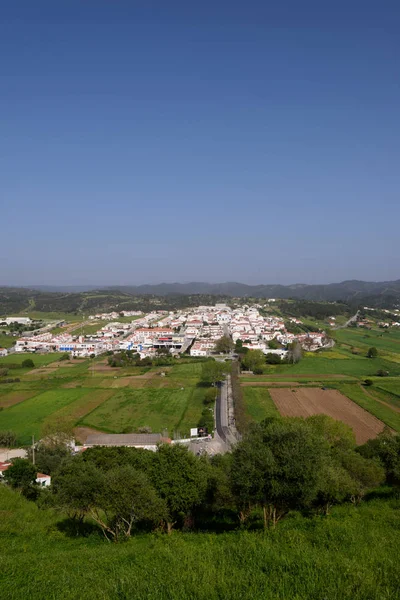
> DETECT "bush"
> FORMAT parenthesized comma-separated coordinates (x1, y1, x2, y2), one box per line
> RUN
(376, 370, 389, 377)
(265, 353, 282, 365)
(198, 407, 214, 433)
(21, 358, 35, 368)
(253, 367, 263, 375)
(203, 388, 216, 405)
(367, 347, 378, 359)
(364, 379, 373, 387)
(0, 430, 17, 446)
(59, 353, 70, 361)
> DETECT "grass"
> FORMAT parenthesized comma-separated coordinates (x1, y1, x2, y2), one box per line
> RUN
(374, 379, 400, 396)
(0, 388, 88, 444)
(0, 359, 209, 443)
(261, 355, 400, 377)
(242, 387, 280, 422)
(1, 485, 400, 600)
(80, 386, 205, 438)
(0, 333, 17, 349)
(0, 353, 62, 367)
(335, 327, 400, 355)
(335, 383, 400, 433)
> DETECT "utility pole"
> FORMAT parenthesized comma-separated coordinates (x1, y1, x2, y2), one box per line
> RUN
(32, 435, 35, 465)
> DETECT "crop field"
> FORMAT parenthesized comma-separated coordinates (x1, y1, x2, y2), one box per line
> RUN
(242, 387, 280, 422)
(0, 355, 208, 445)
(269, 387, 384, 444)
(262, 354, 400, 377)
(335, 327, 400, 354)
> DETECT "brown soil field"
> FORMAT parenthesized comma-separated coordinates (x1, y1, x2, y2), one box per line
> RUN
(0, 391, 38, 408)
(269, 387, 385, 444)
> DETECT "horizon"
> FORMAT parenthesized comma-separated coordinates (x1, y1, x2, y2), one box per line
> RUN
(2, 1, 399, 285)
(2, 276, 400, 291)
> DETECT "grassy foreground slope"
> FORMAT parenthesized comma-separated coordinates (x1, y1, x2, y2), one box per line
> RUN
(1, 486, 400, 600)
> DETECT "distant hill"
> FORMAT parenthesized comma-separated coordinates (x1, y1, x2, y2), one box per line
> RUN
(23, 279, 400, 302)
(0, 279, 399, 315)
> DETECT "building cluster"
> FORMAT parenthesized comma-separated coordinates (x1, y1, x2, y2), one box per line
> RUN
(9, 303, 332, 358)
(88, 310, 143, 321)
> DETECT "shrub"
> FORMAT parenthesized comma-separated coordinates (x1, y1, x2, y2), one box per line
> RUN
(376, 369, 389, 377)
(364, 379, 373, 387)
(21, 358, 35, 368)
(0, 430, 17, 446)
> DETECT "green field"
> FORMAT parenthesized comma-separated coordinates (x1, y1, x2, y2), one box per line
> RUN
(1, 485, 400, 600)
(0, 334, 17, 349)
(0, 389, 88, 444)
(242, 387, 280, 421)
(261, 354, 400, 377)
(331, 383, 400, 433)
(0, 353, 62, 367)
(80, 387, 205, 437)
(0, 356, 208, 444)
(335, 327, 400, 354)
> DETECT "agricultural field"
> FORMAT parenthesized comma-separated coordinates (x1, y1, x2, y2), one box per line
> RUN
(242, 387, 280, 422)
(241, 324, 400, 442)
(269, 387, 384, 444)
(0, 355, 208, 445)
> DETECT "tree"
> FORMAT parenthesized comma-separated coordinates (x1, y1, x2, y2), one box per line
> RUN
(338, 451, 384, 503)
(21, 358, 34, 368)
(27, 442, 72, 475)
(265, 353, 281, 364)
(268, 339, 279, 349)
(287, 341, 302, 364)
(150, 444, 209, 532)
(231, 419, 332, 527)
(0, 430, 17, 447)
(215, 335, 234, 354)
(306, 414, 356, 453)
(367, 347, 378, 358)
(52, 459, 105, 521)
(357, 431, 400, 489)
(316, 463, 356, 514)
(4, 458, 37, 490)
(92, 466, 167, 540)
(241, 350, 265, 373)
(41, 415, 74, 447)
(197, 407, 214, 434)
(201, 360, 229, 386)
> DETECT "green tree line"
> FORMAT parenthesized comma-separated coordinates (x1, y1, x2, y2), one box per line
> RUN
(4, 416, 400, 542)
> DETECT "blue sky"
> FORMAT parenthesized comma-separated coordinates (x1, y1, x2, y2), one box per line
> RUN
(1, 1, 399, 286)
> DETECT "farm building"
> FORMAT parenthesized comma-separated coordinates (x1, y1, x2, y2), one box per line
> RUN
(83, 433, 171, 451)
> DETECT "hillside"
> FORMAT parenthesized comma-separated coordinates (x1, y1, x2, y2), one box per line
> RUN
(0, 279, 399, 315)
(1, 485, 399, 600)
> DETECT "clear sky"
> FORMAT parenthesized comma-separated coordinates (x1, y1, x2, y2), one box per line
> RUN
(1, 1, 399, 286)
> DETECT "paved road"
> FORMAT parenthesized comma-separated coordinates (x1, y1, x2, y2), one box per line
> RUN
(333, 310, 359, 330)
(215, 377, 240, 449)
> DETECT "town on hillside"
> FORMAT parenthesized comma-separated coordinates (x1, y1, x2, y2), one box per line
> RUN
(1, 303, 337, 359)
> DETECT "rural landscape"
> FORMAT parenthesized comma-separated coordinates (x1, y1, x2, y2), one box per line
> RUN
(3, 2, 400, 598)
(1, 285, 400, 599)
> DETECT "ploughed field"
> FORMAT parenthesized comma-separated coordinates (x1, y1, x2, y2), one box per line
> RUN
(269, 387, 385, 444)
